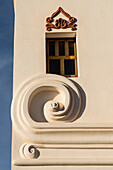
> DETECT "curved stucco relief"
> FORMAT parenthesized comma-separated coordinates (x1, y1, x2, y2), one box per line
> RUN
(11, 74, 84, 140)
(20, 143, 39, 159)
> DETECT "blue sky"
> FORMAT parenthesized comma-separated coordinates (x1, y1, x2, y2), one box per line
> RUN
(0, 0, 14, 169)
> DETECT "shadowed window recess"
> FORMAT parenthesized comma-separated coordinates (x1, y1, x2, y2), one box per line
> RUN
(46, 38, 78, 77)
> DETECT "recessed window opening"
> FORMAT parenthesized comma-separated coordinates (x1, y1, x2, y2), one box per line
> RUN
(46, 38, 78, 77)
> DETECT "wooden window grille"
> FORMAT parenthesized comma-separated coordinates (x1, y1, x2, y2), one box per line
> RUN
(46, 38, 78, 77)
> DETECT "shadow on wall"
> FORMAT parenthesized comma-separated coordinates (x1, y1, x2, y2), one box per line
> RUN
(71, 80, 86, 121)
(29, 79, 86, 123)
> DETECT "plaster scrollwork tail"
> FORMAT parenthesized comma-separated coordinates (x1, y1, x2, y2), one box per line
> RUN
(20, 143, 39, 159)
(46, 7, 77, 31)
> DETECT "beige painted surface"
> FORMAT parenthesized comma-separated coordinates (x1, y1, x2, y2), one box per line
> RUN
(12, 0, 113, 169)
(14, 166, 113, 170)
(13, 0, 113, 123)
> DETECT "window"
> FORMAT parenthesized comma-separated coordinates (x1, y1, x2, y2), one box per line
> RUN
(46, 38, 78, 77)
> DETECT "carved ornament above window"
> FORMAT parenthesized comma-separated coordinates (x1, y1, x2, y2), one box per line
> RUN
(46, 7, 77, 31)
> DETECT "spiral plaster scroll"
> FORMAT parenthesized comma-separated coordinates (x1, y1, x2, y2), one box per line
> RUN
(43, 82, 76, 122)
(20, 143, 39, 159)
(11, 74, 82, 141)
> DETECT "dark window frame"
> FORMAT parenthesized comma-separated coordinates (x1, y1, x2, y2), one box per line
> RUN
(46, 38, 78, 77)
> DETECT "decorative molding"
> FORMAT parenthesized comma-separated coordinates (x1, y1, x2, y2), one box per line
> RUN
(13, 158, 113, 166)
(11, 74, 113, 144)
(15, 143, 113, 166)
(46, 7, 77, 31)
(11, 74, 81, 125)
(20, 143, 113, 149)
(20, 143, 39, 159)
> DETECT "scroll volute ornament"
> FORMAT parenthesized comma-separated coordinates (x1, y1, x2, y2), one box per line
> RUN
(46, 7, 77, 31)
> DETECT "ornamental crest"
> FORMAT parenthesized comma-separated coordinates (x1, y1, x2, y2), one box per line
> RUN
(46, 7, 77, 31)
